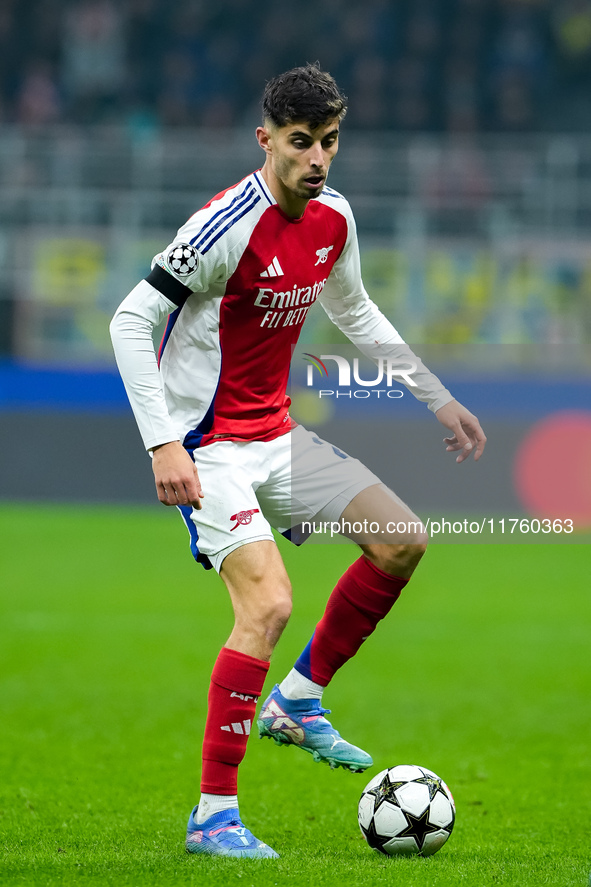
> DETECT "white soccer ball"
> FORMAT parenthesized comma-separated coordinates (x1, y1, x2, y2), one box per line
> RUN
(358, 764, 455, 857)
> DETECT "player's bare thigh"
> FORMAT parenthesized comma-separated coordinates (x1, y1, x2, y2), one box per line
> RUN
(339, 483, 428, 577)
(220, 540, 293, 661)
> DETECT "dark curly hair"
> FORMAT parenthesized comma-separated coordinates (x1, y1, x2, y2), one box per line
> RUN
(262, 64, 348, 129)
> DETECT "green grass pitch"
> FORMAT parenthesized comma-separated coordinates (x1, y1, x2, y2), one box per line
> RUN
(0, 503, 589, 886)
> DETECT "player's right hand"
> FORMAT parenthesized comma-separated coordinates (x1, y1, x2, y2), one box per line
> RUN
(151, 440, 204, 509)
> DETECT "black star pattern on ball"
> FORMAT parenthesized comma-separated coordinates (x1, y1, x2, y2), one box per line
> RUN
(397, 807, 443, 852)
(360, 815, 392, 853)
(367, 775, 406, 812)
(414, 774, 444, 802)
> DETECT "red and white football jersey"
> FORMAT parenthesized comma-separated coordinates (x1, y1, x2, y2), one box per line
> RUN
(110, 171, 452, 451)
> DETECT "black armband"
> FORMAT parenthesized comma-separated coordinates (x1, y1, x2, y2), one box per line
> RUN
(144, 264, 192, 308)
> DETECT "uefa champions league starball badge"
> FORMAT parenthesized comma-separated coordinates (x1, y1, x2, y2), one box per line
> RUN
(167, 244, 199, 276)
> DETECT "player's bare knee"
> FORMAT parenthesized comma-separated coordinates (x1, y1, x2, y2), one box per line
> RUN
(231, 584, 292, 654)
(393, 541, 427, 574)
(251, 573, 292, 625)
(254, 590, 292, 645)
(364, 540, 427, 577)
(265, 591, 293, 629)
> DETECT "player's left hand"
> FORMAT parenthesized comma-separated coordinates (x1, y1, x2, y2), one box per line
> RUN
(435, 399, 487, 463)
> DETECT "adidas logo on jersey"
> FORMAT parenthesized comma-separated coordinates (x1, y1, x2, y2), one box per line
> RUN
(221, 720, 252, 735)
(260, 257, 284, 278)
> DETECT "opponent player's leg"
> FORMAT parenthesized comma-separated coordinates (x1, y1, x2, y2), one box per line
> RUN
(260, 484, 426, 770)
(187, 540, 290, 859)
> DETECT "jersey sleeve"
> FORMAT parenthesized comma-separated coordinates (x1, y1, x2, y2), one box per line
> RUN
(318, 201, 454, 413)
(145, 211, 230, 305)
(110, 280, 181, 451)
(110, 207, 238, 451)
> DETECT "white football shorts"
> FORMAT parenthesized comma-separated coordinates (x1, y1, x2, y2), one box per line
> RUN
(178, 423, 381, 573)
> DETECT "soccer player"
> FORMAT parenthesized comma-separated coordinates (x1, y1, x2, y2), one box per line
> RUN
(110, 64, 486, 859)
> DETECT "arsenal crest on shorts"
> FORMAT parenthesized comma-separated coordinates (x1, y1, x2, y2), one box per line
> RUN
(166, 243, 199, 276)
(230, 509, 260, 531)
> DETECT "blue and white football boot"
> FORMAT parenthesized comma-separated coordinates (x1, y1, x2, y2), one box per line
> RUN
(185, 806, 279, 858)
(257, 684, 373, 773)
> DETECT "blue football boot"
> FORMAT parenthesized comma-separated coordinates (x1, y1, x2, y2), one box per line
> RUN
(257, 684, 373, 772)
(185, 807, 279, 858)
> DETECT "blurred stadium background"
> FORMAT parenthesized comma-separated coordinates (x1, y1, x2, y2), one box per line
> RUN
(0, 0, 590, 524)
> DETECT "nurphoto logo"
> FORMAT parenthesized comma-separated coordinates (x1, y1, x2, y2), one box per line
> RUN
(303, 353, 416, 399)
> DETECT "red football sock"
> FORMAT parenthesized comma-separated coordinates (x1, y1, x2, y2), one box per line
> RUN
(295, 556, 408, 686)
(201, 647, 269, 795)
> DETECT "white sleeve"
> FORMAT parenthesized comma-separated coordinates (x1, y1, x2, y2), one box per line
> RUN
(318, 206, 454, 413)
(110, 203, 241, 451)
(109, 280, 180, 451)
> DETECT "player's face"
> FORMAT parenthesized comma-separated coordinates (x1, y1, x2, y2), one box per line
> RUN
(257, 119, 340, 217)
